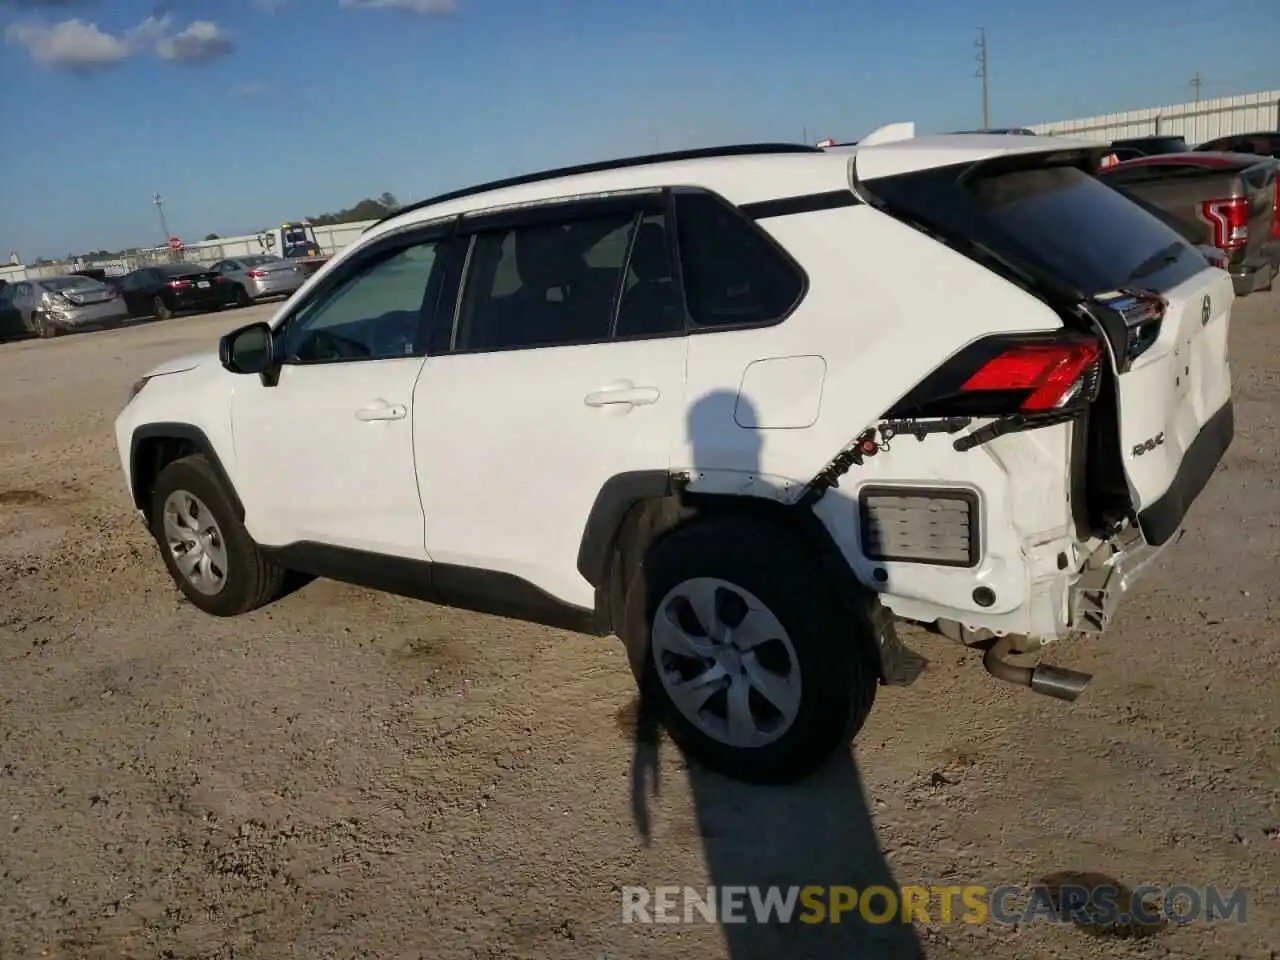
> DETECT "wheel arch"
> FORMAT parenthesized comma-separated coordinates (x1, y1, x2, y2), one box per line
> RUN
(130, 423, 244, 523)
(578, 470, 918, 685)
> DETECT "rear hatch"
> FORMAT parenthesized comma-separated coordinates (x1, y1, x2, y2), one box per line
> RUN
(852, 138, 1233, 545)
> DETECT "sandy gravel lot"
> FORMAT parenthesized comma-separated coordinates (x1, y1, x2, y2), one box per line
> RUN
(1, 295, 1277, 960)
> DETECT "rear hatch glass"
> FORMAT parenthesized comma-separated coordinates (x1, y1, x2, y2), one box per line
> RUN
(965, 164, 1204, 295)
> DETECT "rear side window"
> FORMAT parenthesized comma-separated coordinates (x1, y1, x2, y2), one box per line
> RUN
(965, 165, 1198, 294)
(673, 192, 804, 328)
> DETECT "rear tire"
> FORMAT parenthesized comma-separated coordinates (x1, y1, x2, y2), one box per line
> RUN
(621, 514, 878, 784)
(235, 285, 252, 307)
(153, 296, 172, 321)
(149, 454, 288, 617)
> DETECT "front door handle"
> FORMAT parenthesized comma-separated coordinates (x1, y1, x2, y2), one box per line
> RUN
(584, 382, 661, 408)
(354, 401, 407, 422)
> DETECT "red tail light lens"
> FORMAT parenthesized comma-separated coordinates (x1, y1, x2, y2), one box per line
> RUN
(246, 270, 266, 279)
(1201, 197, 1249, 249)
(883, 333, 1105, 421)
(168, 279, 191, 290)
(1271, 185, 1279, 240)
(960, 340, 1104, 412)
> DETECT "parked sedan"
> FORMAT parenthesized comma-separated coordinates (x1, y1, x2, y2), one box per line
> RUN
(209, 254, 307, 305)
(115, 262, 238, 320)
(1100, 151, 1280, 296)
(0, 274, 129, 338)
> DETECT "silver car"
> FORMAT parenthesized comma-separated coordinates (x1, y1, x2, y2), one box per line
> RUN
(210, 254, 307, 306)
(1, 275, 128, 338)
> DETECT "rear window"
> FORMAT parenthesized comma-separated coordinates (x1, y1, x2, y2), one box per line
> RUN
(156, 263, 199, 276)
(966, 165, 1197, 294)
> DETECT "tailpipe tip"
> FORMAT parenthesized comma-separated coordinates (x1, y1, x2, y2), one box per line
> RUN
(1028, 664, 1092, 701)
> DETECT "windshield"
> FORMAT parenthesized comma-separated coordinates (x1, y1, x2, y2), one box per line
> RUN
(40, 276, 105, 293)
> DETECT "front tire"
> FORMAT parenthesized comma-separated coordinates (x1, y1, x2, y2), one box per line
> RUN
(31, 312, 57, 338)
(149, 454, 287, 617)
(621, 515, 878, 784)
(153, 296, 172, 321)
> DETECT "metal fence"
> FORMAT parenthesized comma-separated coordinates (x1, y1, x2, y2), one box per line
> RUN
(1029, 89, 1280, 145)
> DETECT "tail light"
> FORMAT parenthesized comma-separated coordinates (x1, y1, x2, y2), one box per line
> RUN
(883, 332, 1105, 421)
(245, 270, 267, 279)
(1201, 197, 1249, 249)
(1271, 184, 1279, 240)
(168, 279, 192, 290)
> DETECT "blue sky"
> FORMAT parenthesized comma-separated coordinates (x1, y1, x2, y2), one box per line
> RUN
(1, 0, 1276, 260)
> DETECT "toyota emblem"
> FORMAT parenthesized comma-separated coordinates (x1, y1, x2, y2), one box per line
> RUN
(1201, 294, 1211, 326)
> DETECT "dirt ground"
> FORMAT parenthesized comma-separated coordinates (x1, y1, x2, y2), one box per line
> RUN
(1, 294, 1277, 960)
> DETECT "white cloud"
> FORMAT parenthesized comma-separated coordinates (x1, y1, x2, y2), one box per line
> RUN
(155, 20, 233, 63)
(338, 0, 456, 13)
(5, 12, 233, 71)
(4, 18, 130, 71)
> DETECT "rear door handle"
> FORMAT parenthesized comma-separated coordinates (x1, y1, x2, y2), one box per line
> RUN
(354, 401, 407, 422)
(584, 383, 661, 408)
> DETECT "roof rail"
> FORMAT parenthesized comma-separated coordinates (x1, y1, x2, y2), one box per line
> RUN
(365, 142, 823, 232)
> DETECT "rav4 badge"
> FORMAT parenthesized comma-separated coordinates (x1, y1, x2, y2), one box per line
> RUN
(1132, 433, 1165, 457)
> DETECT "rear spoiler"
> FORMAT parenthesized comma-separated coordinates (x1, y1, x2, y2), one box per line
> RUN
(858, 121, 917, 146)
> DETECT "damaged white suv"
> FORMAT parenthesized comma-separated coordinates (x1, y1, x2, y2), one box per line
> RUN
(115, 127, 1234, 783)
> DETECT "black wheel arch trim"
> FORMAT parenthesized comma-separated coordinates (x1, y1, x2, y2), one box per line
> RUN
(1137, 399, 1233, 546)
(129, 422, 244, 520)
(576, 470, 676, 587)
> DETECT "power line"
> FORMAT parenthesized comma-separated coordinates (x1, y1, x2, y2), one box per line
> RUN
(975, 28, 990, 129)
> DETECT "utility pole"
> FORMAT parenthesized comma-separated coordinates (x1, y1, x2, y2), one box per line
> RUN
(975, 28, 990, 129)
(152, 192, 170, 244)
(1190, 72, 1204, 103)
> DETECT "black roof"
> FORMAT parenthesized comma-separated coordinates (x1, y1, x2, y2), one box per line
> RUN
(367, 142, 822, 232)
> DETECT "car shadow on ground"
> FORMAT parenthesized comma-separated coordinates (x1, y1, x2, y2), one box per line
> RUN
(626, 390, 926, 959)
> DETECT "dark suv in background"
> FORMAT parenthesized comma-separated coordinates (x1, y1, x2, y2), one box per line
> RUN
(1195, 131, 1280, 159)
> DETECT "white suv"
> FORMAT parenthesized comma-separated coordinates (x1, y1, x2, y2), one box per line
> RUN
(115, 132, 1234, 784)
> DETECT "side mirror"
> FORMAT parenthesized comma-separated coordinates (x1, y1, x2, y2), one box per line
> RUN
(219, 321, 275, 376)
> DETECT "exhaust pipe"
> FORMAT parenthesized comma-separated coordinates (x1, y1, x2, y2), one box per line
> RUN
(982, 636, 1092, 702)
